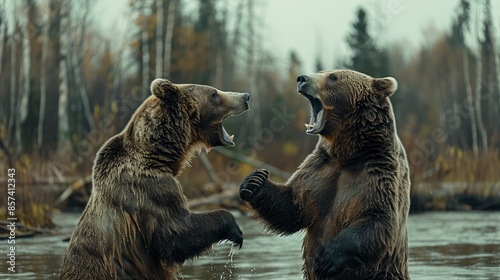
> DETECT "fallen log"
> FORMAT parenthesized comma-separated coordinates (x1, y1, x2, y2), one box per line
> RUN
(54, 175, 92, 208)
(0, 220, 52, 239)
(188, 187, 246, 212)
(198, 152, 224, 191)
(213, 148, 291, 179)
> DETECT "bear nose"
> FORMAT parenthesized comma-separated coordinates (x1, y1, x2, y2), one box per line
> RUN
(297, 75, 309, 83)
(242, 93, 250, 101)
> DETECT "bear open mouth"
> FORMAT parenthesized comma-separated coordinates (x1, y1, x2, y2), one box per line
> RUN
(299, 91, 325, 134)
(218, 99, 249, 147)
(219, 110, 245, 146)
(220, 122, 235, 146)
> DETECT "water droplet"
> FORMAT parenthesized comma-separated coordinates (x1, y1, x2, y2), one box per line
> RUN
(228, 243, 235, 262)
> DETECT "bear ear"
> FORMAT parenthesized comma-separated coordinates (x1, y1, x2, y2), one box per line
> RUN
(372, 77, 398, 97)
(150, 78, 179, 99)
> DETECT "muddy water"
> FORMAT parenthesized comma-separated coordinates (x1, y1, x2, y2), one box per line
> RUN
(1, 211, 499, 279)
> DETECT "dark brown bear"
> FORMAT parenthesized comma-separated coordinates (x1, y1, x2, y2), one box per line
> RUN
(240, 70, 410, 280)
(60, 79, 249, 280)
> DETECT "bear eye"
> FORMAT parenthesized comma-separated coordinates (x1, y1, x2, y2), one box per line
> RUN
(328, 74, 338, 81)
(211, 91, 218, 99)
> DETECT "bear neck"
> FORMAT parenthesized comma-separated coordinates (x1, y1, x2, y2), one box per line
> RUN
(123, 111, 201, 177)
(323, 105, 397, 165)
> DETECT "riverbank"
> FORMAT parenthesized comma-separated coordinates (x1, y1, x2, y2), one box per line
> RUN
(410, 182, 500, 212)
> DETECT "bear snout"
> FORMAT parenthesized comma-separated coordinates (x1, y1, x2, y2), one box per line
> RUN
(224, 92, 250, 116)
(297, 74, 309, 83)
(297, 74, 313, 94)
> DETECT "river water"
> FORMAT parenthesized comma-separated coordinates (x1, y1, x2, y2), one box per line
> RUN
(1, 211, 499, 279)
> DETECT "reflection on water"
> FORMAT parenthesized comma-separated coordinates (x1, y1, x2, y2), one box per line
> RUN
(0, 212, 498, 279)
(408, 212, 500, 280)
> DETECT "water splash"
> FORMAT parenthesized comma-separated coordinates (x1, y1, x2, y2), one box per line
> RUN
(228, 243, 236, 262)
(219, 243, 237, 279)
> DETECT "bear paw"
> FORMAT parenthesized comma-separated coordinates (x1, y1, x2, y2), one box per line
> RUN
(224, 219, 243, 249)
(239, 169, 269, 202)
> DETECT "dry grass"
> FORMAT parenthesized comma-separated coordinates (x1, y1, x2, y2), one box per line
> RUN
(0, 155, 55, 230)
(407, 145, 500, 212)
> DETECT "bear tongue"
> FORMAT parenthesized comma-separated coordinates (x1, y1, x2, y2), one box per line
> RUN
(222, 125, 235, 145)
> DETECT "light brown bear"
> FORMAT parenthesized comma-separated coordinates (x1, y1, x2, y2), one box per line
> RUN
(60, 79, 249, 280)
(240, 70, 410, 279)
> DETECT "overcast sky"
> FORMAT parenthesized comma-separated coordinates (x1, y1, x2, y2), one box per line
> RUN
(95, 0, 500, 73)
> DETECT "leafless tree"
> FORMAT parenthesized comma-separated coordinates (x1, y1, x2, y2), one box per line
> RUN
(163, 0, 176, 78)
(0, 1, 6, 80)
(58, 0, 69, 142)
(463, 52, 479, 156)
(246, 0, 261, 136)
(472, 1, 488, 153)
(141, 0, 151, 98)
(38, 1, 50, 151)
(14, 0, 32, 152)
(7, 15, 17, 147)
(154, 0, 163, 77)
(69, 0, 95, 130)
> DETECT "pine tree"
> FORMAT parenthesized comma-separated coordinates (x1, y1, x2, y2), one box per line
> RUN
(449, 0, 470, 47)
(345, 8, 389, 77)
(480, 0, 499, 133)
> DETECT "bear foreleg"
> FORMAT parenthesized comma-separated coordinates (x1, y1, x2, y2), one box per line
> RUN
(240, 169, 305, 235)
(156, 209, 243, 263)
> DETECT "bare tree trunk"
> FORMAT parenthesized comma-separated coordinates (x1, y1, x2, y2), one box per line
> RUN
(246, 0, 261, 137)
(110, 50, 123, 104)
(231, 1, 244, 52)
(20, 7, 30, 121)
(472, 1, 488, 153)
(38, 16, 49, 151)
(7, 34, 17, 147)
(154, 0, 163, 77)
(221, 0, 243, 90)
(0, 23, 3, 122)
(109, 10, 133, 107)
(0, 6, 5, 80)
(71, 2, 95, 131)
(40, 0, 63, 154)
(16, 2, 31, 152)
(163, 0, 176, 78)
(463, 51, 479, 157)
(496, 50, 500, 127)
(214, 3, 227, 89)
(58, 1, 69, 142)
(141, 0, 151, 98)
(71, 38, 95, 131)
(214, 53, 223, 88)
(449, 69, 467, 148)
(474, 53, 488, 153)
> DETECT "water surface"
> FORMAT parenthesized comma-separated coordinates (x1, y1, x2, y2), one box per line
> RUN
(1, 211, 499, 279)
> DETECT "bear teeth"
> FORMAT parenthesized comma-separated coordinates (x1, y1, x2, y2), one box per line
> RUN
(229, 134, 234, 141)
(305, 123, 316, 128)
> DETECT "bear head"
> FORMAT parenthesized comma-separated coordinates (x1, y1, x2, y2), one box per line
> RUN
(296, 69, 397, 138)
(148, 79, 250, 148)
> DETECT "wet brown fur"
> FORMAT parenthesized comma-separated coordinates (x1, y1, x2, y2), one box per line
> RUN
(240, 70, 410, 279)
(60, 79, 248, 280)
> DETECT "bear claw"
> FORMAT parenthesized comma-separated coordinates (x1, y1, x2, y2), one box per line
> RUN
(240, 169, 269, 202)
(240, 189, 253, 194)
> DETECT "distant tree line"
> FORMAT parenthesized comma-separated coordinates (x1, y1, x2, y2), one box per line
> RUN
(0, 0, 283, 167)
(0, 0, 499, 183)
